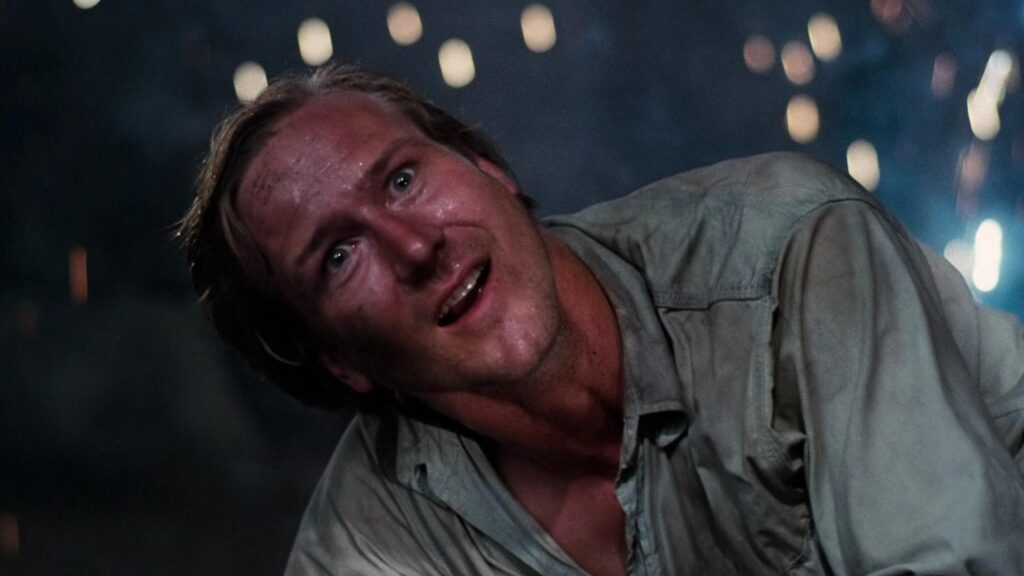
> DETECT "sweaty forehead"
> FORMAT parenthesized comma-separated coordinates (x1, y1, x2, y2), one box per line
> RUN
(235, 92, 420, 230)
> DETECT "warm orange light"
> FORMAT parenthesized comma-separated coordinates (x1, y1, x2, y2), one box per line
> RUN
(871, 0, 904, 27)
(846, 139, 880, 191)
(69, 246, 88, 304)
(387, 2, 423, 46)
(960, 144, 987, 190)
(931, 54, 957, 98)
(297, 18, 333, 66)
(0, 514, 19, 556)
(743, 35, 775, 74)
(807, 13, 842, 62)
(786, 94, 819, 143)
(438, 39, 475, 88)
(956, 143, 989, 219)
(781, 41, 815, 85)
(233, 61, 268, 103)
(521, 4, 557, 53)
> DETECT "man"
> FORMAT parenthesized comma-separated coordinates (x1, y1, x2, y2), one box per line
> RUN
(180, 64, 1024, 575)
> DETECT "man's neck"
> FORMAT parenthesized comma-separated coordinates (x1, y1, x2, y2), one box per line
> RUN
(418, 233, 624, 476)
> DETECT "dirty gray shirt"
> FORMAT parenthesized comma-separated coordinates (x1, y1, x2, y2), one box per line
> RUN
(284, 153, 1024, 575)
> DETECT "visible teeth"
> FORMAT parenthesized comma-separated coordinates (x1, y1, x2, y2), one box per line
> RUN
(439, 266, 483, 321)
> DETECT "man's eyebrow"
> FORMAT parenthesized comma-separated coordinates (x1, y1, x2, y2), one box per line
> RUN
(351, 135, 420, 194)
(292, 136, 421, 273)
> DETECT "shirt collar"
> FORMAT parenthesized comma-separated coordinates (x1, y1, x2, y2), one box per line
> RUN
(381, 221, 690, 490)
(544, 224, 688, 450)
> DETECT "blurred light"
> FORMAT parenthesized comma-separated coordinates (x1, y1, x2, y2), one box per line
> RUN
(846, 139, 880, 191)
(931, 53, 956, 98)
(972, 219, 1003, 292)
(786, 94, 819, 143)
(956, 143, 989, 220)
(959, 143, 989, 192)
(387, 2, 423, 46)
(298, 18, 333, 66)
(978, 50, 1015, 104)
(438, 39, 475, 88)
(871, 0, 903, 25)
(781, 41, 815, 85)
(871, 0, 915, 33)
(73, 0, 100, 9)
(0, 513, 18, 556)
(69, 246, 88, 305)
(967, 50, 1018, 141)
(521, 4, 557, 53)
(807, 13, 842, 62)
(743, 35, 775, 74)
(1008, 58, 1021, 94)
(943, 239, 973, 282)
(967, 88, 1001, 141)
(233, 61, 268, 103)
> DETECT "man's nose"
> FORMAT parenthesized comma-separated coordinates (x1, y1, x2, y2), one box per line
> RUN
(372, 212, 444, 283)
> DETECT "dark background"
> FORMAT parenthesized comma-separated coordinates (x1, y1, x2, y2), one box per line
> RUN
(2, 1, 1022, 574)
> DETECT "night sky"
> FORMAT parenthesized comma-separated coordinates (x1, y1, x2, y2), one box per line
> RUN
(2, 1, 1022, 573)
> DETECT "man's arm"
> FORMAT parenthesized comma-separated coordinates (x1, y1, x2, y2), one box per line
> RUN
(917, 241, 1024, 463)
(774, 200, 1024, 574)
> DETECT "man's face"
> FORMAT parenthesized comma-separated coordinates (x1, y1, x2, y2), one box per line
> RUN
(235, 93, 564, 402)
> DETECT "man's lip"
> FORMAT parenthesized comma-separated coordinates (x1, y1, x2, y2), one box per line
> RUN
(436, 259, 489, 326)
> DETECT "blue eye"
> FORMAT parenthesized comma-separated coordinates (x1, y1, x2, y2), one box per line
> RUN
(325, 243, 352, 272)
(390, 167, 414, 193)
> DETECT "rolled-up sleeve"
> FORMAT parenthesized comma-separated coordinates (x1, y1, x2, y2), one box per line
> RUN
(774, 200, 1024, 575)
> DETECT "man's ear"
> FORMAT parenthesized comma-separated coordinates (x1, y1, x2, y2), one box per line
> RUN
(475, 157, 519, 197)
(319, 352, 374, 394)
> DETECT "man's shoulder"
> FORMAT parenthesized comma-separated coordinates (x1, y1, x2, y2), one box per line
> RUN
(295, 413, 389, 523)
(677, 151, 866, 200)
(285, 414, 396, 567)
(545, 153, 880, 306)
(561, 152, 872, 224)
(285, 413, 439, 574)
(286, 413, 532, 575)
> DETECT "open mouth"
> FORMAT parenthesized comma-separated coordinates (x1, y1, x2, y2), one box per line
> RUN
(437, 261, 490, 327)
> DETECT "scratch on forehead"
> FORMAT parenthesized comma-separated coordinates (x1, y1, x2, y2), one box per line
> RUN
(244, 163, 286, 218)
(241, 97, 384, 218)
